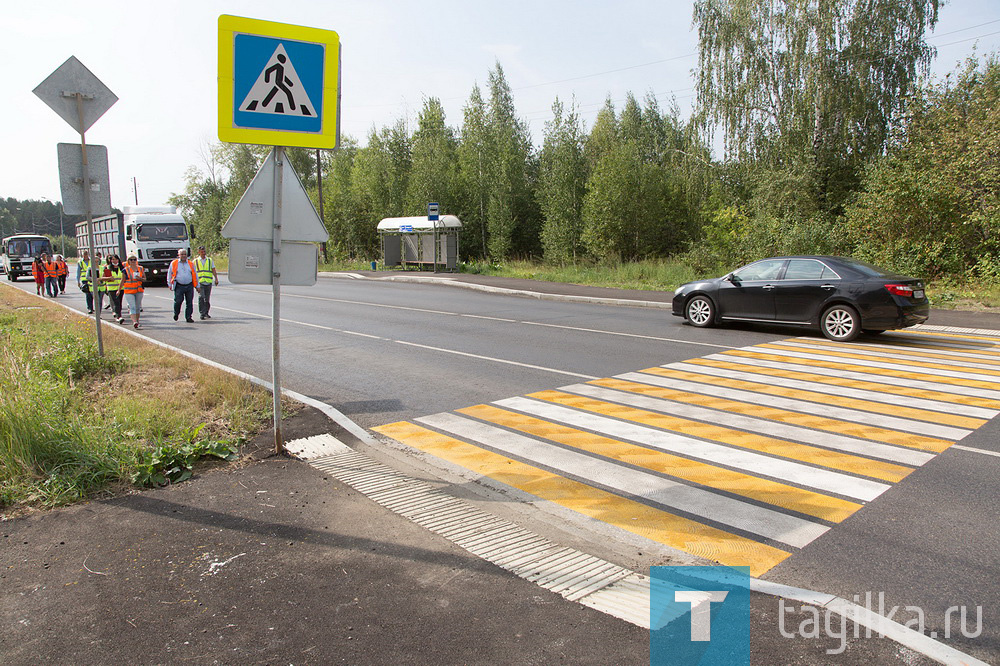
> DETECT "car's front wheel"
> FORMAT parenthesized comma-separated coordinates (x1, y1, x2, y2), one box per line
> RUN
(685, 295, 715, 328)
(821, 304, 861, 341)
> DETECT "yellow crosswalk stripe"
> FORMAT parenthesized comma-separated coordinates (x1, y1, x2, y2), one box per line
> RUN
(638, 366, 987, 430)
(372, 420, 793, 576)
(584, 378, 953, 453)
(758, 342, 1000, 381)
(685, 357, 1000, 410)
(723, 349, 1000, 393)
(528, 389, 916, 481)
(457, 404, 864, 522)
(902, 329, 1000, 345)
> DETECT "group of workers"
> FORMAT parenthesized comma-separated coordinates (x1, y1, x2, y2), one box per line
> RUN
(31, 253, 69, 297)
(71, 247, 219, 330)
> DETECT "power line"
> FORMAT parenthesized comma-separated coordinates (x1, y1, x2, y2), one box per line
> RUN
(929, 18, 1000, 40)
(934, 29, 1000, 48)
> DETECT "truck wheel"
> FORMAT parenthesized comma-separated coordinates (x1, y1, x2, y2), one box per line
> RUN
(8, 271, 16, 282)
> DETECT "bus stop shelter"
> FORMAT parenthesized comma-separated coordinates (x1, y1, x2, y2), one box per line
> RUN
(378, 215, 461, 272)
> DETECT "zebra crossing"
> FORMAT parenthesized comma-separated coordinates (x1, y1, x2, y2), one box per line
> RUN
(373, 329, 1000, 576)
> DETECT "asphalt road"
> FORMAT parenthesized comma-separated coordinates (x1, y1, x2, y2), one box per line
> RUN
(8, 272, 999, 663)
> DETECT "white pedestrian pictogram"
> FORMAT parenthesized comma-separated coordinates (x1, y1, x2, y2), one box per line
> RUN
(239, 44, 316, 117)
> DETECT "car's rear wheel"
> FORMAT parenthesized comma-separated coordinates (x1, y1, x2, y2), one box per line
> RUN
(822, 304, 861, 341)
(686, 295, 715, 328)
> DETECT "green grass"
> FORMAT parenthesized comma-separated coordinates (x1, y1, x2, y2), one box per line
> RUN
(460, 258, 702, 291)
(0, 286, 278, 512)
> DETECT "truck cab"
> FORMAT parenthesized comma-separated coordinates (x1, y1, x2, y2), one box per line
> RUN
(123, 206, 191, 280)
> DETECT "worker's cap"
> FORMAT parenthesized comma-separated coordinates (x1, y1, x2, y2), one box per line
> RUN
(198, 246, 206, 251)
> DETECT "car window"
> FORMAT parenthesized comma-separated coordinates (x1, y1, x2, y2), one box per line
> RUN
(833, 257, 895, 277)
(733, 259, 785, 281)
(783, 259, 839, 280)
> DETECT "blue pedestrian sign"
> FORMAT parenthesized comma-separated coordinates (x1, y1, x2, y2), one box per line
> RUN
(219, 15, 340, 149)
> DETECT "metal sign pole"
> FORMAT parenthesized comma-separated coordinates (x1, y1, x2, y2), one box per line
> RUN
(74, 92, 104, 357)
(271, 146, 284, 454)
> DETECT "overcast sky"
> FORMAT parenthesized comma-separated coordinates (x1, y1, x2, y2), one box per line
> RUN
(6, 0, 1000, 209)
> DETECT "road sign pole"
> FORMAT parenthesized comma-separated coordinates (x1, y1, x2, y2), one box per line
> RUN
(271, 146, 284, 454)
(74, 92, 104, 357)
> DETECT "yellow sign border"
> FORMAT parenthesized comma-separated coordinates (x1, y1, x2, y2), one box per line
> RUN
(218, 15, 339, 149)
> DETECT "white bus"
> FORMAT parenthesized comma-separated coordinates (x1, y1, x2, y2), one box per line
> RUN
(2, 234, 53, 281)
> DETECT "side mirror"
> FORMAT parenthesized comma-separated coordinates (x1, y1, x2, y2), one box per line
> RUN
(726, 273, 740, 284)
(125, 226, 133, 240)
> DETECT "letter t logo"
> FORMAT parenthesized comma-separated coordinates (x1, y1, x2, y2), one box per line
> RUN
(674, 591, 729, 641)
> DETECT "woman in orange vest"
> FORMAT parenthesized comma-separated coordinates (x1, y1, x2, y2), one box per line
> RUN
(31, 256, 45, 295)
(117, 255, 147, 329)
(54, 254, 69, 294)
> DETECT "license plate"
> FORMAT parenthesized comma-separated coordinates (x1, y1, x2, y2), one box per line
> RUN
(913, 289, 925, 300)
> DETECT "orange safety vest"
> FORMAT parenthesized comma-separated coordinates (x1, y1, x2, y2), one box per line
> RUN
(167, 259, 199, 288)
(122, 265, 145, 294)
(43, 261, 59, 278)
(56, 260, 69, 277)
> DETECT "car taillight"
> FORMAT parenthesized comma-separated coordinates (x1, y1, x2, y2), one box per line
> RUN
(884, 284, 914, 297)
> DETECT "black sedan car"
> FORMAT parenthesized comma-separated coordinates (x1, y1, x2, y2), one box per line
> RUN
(672, 256, 929, 341)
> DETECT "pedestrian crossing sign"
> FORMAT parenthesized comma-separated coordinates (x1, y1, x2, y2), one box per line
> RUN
(218, 15, 340, 149)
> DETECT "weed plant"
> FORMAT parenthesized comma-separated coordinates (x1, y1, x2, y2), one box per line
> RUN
(0, 287, 275, 512)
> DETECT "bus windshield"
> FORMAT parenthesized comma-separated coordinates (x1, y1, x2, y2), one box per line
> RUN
(4, 237, 52, 256)
(136, 224, 188, 242)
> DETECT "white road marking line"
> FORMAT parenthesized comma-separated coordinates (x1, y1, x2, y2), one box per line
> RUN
(664, 362, 999, 419)
(709, 354, 1000, 401)
(520, 320, 734, 349)
(951, 445, 1000, 458)
(417, 412, 830, 548)
(554, 384, 933, 467)
(395, 341, 599, 379)
(494, 396, 893, 501)
(614, 372, 971, 439)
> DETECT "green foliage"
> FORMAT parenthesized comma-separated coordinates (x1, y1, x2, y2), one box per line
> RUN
(845, 56, 1000, 277)
(406, 98, 460, 216)
(539, 98, 588, 262)
(694, 0, 940, 215)
(683, 206, 850, 274)
(132, 424, 237, 487)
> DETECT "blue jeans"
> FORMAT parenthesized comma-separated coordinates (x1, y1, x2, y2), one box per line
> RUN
(173, 282, 195, 320)
(45, 276, 59, 297)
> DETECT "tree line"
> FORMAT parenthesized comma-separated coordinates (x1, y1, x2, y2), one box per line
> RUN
(166, 0, 997, 279)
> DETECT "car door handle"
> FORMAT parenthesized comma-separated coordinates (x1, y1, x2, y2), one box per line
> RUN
(763, 284, 775, 290)
(821, 284, 836, 290)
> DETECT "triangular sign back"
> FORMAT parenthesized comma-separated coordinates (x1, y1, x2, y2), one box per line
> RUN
(221, 151, 328, 242)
